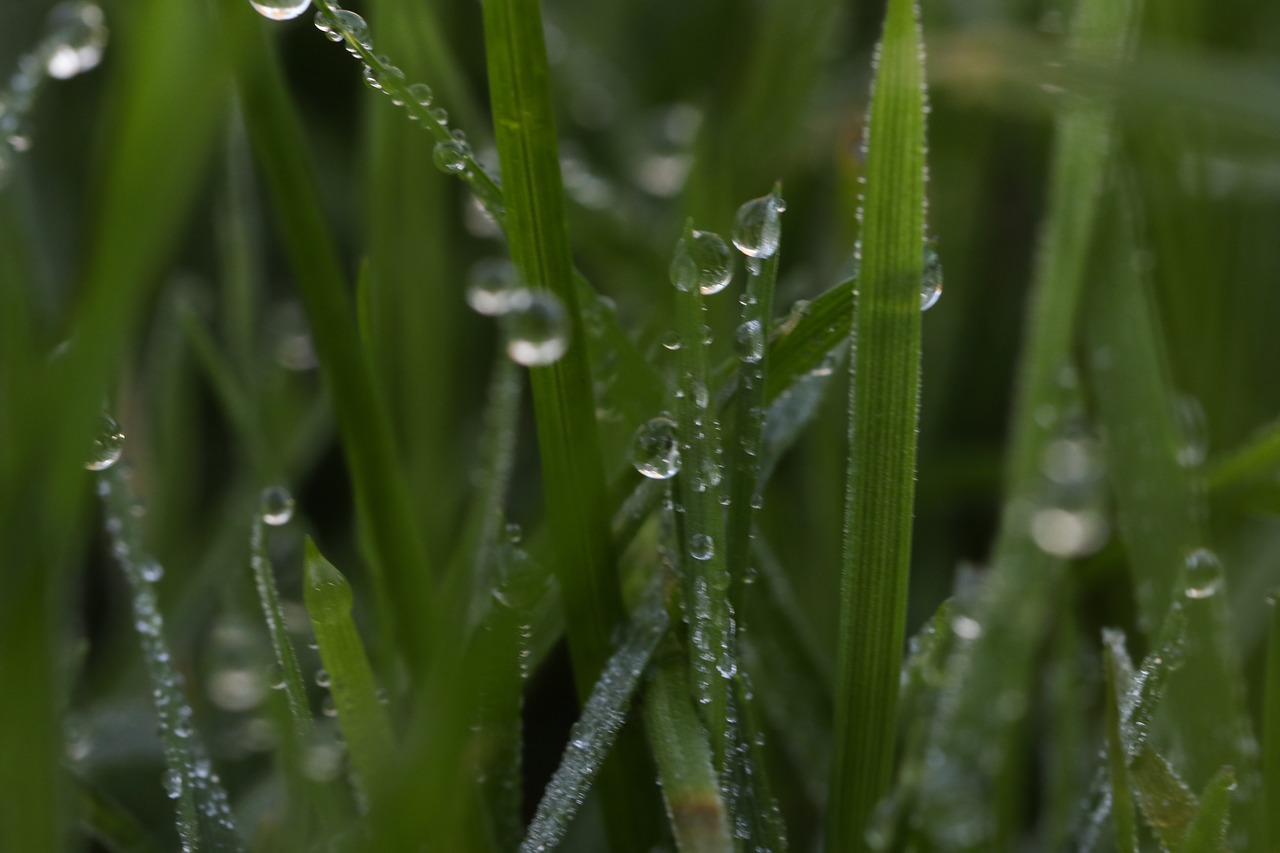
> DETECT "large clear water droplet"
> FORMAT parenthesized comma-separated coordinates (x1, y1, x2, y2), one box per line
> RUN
(504, 291, 569, 366)
(466, 258, 521, 316)
(434, 139, 468, 174)
(249, 0, 311, 21)
(44, 3, 108, 80)
(732, 194, 783, 259)
(670, 230, 733, 295)
(260, 486, 295, 526)
(630, 417, 681, 480)
(689, 533, 714, 561)
(86, 411, 124, 471)
(1183, 548, 1223, 599)
(328, 9, 371, 48)
(921, 243, 943, 311)
(735, 319, 764, 364)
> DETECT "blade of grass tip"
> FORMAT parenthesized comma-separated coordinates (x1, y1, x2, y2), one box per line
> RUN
(1179, 767, 1236, 853)
(644, 636, 734, 853)
(913, 0, 1141, 844)
(670, 221, 735, 762)
(1208, 418, 1280, 494)
(1269, 594, 1280, 849)
(1131, 748, 1200, 851)
(234, 9, 433, 675)
(479, 0, 664, 844)
(303, 538, 395, 811)
(726, 185, 784, 615)
(826, 0, 928, 848)
(521, 586, 670, 852)
(98, 465, 241, 851)
(1102, 636, 1139, 853)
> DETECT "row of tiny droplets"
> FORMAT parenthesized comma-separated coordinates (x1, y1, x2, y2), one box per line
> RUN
(0, 2, 108, 187)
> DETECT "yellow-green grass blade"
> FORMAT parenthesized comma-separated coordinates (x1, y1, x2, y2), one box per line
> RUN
(825, 0, 928, 848)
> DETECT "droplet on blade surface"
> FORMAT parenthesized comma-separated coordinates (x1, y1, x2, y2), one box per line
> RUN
(670, 229, 733, 295)
(86, 411, 124, 471)
(466, 258, 521, 316)
(732, 193, 783, 259)
(260, 486, 295, 526)
(689, 533, 714, 561)
(921, 243, 943, 311)
(504, 291, 569, 367)
(250, 0, 311, 21)
(735, 319, 764, 363)
(630, 417, 681, 480)
(433, 139, 468, 174)
(1183, 548, 1222, 599)
(44, 3, 108, 80)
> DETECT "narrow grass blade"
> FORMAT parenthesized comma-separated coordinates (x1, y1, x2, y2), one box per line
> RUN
(250, 514, 312, 744)
(520, 588, 669, 852)
(99, 466, 241, 852)
(644, 637, 733, 853)
(303, 538, 394, 807)
(77, 779, 163, 853)
(913, 0, 1141, 844)
(1102, 636, 1138, 853)
(1131, 748, 1199, 851)
(1209, 418, 1280, 493)
(235, 13, 433, 674)
(1179, 768, 1235, 853)
(1268, 595, 1280, 849)
(826, 0, 928, 848)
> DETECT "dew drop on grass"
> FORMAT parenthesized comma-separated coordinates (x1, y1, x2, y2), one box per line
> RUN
(660, 330, 681, 351)
(630, 416, 681, 479)
(249, 0, 310, 21)
(406, 82, 432, 106)
(260, 486, 295, 526)
(670, 229, 733, 294)
(921, 243, 943, 311)
(163, 768, 182, 799)
(1172, 393, 1208, 468)
(433, 139, 468, 173)
(735, 318, 764, 363)
(690, 533, 714, 561)
(465, 258, 520, 316)
(1183, 547, 1223, 599)
(321, 8, 371, 48)
(44, 3, 108, 80)
(732, 194, 783, 258)
(315, 668, 330, 688)
(503, 291, 568, 366)
(1030, 507, 1107, 558)
(85, 411, 124, 471)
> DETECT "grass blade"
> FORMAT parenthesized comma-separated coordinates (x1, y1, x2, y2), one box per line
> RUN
(1179, 768, 1235, 853)
(99, 465, 241, 851)
(1132, 748, 1199, 851)
(826, 0, 928, 848)
(250, 513, 312, 745)
(1267, 595, 1280, 849)
(303, 538, 394, 807)
(1102, 636, 1138, 853)
(520, 588, 669, 852)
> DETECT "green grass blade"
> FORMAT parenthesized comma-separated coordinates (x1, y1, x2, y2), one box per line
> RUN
(99, 465, 241, 852)
(644, 637, 733, 853)
(1179, 767, 1235, 853)
(1131, 748, 1199, 851)
(520, 589, 669, 852)
(1209, 418, 1280, 493)
(825, 0, 928, 848)
(235, 12, 433, 675)
(250, 514, 312, 745)
(1267, 596, 1280, 849)
(303, 538, 395, 807)
(1102, 636, 1138, 853)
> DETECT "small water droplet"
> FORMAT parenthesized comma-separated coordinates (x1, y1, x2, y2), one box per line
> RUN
(630, 417, 681, 480)
(466, 258, 521, 316)
(433, 139, 468, 173)
(1029, 507, 1107, 558)
(503, 291, 569, 366)
(315, 668, 330, 688)
(689, 533, 714, 561)
(163, 768, 182, 799)
(44, 3, 108, 79)
(921, 243, 943, 311)
(330, 9, 371, 48)
(250, 0, 311, 21)
(951, 615, 982, 640)
(407, 82, 432, 106)
(670, 229, 733, 295)
(140, 559, 163, 583)
(260, 486, 295, 526)
(732, 193, 783, 259)
(735, 318, 764, 363)
(660, 330, 681, 351)
(86, 411, 124, 471)
(1183, 548, 1222, 599)
(1172, 394, 1208, 468)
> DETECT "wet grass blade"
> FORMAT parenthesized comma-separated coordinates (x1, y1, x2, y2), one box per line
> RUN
(1180, 768, 1235, 853)
(235, 10, 433, 675)
(1102, 638, 1138, 853)
(250, 516, 312, 746)
(99, 466, 241, 851)
(1131, 748, 1199, 851)
(826, 0, 928, 848)
(520, 589, 669, 852)
(303, 538, 395, 807)
(1266, 596, 1280, 849)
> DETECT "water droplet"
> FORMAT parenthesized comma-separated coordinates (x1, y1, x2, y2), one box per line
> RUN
(689, 533, 714, 561)
(630, 417, 681, 480)
(951, 615, 982, 640)
(670, 229, 733, 295)
(1183, 548, 1222, 599)
(249, 0, 310, 21)
(433, 139, 468, 174)
(732, 193, 783, 258)
(503, 291, 569, 366)
(429, 106, 448, 125)
(315, 668, 330, 688)
(44, 3, 108, 80)
(466, 258, 521, 316)
(660, 330, 681, 351)
(735, 319, 764, 363)
(163, 768, 182, 799)
(140, 559, 163, 583)
(1041, 436, 1103, 485)
(407, 82, 433, 106)
(330, 9, 371, 48)
(1029, 507, 1107, 558)
(86, 411, 124, 471)
(1172, 394, 1208, 468)
(921, 243, 943, 311)
(260, 486, 295, 526)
